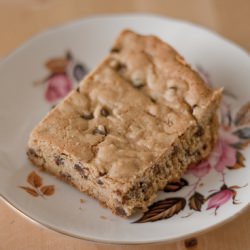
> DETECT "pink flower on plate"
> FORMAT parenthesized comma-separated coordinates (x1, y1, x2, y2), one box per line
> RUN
(208, 127, 238, 173)
(187, 161, 211, 178)
(45, 74, 72, 103)
(207, 185, 237, 214)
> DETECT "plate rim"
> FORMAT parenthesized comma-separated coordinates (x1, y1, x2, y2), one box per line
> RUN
(2, 193, 250, 245)
(0, 13, 250, 244)
(0, 194, 250, 246)
(0, 12, 249, 68)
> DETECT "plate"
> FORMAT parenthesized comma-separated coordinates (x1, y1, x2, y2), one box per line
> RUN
(0, 14, 250, 244)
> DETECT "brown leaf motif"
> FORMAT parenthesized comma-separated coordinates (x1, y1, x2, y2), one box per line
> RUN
(235, 102, 250, 126)
(227, 151, 245, 169)
(40, 185, 55, 196)
(19, 186, 39, 197)
(164, 178, 188, 192)
(188, 192, 205, 211)
(134, 197, 186, 223)
(19, 171, 55, 198)
(45, 58, 68, 73)
(27, 171, 42, 188)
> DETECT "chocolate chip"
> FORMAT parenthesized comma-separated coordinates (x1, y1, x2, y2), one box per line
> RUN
(202, 144, 208, 150)
(195, 151, 201, 157)
(76, 87, 80, 92)
(93, 125, 107, 136)
(74, 164, 89, 179)
(97, 179, 104, 185)
(110, 47, 120, 53)
(54, 155, 64, 166)
(184, 238, 198, 248)
(109, 59, 127, 73)
(194, 126, 204, 137)
(27, 148, 38, 158)
(74, 163, 83, 173)
(115, 207, 126, 217)
(118, 64, 127, 74)
(100, 107, 110, 117)
(109, 59, 120, 69)
(99, 171, 107, 177)
(81, 111, 94, 120)
(150, 97, 157, 103)
(60, 172, 72, 182)
(169, 86, 177, 90)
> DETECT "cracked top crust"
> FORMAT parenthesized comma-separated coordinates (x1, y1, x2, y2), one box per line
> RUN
(29, 30, 222, 181)
(111, 30, 222, 120)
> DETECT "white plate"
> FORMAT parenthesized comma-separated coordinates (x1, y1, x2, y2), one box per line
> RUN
(0, 14, 250, 244)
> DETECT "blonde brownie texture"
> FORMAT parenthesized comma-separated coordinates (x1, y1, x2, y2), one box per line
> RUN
(27, 30, 222, 217)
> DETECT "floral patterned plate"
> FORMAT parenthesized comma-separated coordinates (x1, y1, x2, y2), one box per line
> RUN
(0, 14, 250, 244)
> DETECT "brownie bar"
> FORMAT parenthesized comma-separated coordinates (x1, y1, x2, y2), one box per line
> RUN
(27, 30, 222, 217)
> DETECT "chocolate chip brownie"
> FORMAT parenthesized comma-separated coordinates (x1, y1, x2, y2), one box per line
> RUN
(27, 30, 222, 217)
